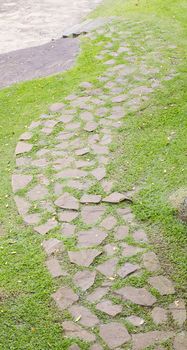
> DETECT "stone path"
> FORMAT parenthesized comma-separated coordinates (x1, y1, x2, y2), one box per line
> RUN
(12, 19, 186, 350)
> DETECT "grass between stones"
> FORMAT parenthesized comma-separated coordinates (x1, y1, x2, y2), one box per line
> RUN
(0, 0, 187, 349)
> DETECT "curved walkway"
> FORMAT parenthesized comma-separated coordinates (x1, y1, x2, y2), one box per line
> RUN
(12, 19, 186, 350)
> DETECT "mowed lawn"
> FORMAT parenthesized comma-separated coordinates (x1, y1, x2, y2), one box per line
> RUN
(0, 0, 186, 349)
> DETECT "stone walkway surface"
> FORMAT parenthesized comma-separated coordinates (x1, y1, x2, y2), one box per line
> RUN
(12, 19, 186, 350)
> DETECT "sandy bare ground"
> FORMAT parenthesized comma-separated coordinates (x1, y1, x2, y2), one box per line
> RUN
(0, 0, 101, 54)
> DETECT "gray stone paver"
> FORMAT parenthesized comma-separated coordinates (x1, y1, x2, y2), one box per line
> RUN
(12, 20, 184, 349)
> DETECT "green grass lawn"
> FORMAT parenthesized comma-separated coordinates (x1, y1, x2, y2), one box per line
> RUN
(0, 0, 186, 349)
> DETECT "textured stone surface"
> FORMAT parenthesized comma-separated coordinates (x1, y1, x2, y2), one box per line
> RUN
(14, 195, 31, 216)
(117, 263, 140, 278)
(92, 167, 106, 180)
(133, 229, 148, 243)
(68, 249, 101, 267)
(132, 331, 173, 350)
(12, 174, 33, 193)
(81, 206, 106, 224)
(87, 287, 109, 303)
(143, 252, 161, 272)
(121, 243, 144, 257)
(96, 258, 118, 277)
(58, 210, 79, 222)
(55, 193, 79, 210)
(104, 244, 117, 256)
(151, 307, 168, 325)
(42, 238, 63, 255)
(96, 300, 122, 316)
(115, 287, 156, 306)
(77, 228, 107, 247)
(169, 300, 186, 326)
(102, 192, 127, 203)
(80, 194, 101, 204)
(126, 315, 144, 327)
(149, 275, 175, 295)
(100, 216, 117, 230)
(69, 305, 99, 327)
(15, 141, 33, 155)
(114, 226, 129, 240)
(34, 219, 58, 235)
(173, 332, 187, 350)
(73, 270, 96, 291)
(62, 223, 76, 237)
(52, 287, 79, 310)
(62, 321, 96, 342)
(46, 257, 66, 277)
(27, 184, 48, 201)
(99, 322, 131, 349)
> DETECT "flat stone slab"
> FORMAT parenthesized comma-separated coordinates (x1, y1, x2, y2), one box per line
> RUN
(42, 238, 64, 255)
(27, 184, 48, 201)
(99, 322, 131, 349)
(173, 332, 187, 350)
(84, 121, 98, 132)
(58, 210, 79, 222)
(62, 223, 76, 237)
(52, 287, 79, 310)
(23, 213, 41, 225)
(19, 132, 32, 141)
(15, 196, 31, 215)
(121, 243, 144, 257)
(133, 229, 148, 243)
(46, 257, 67, 277)
(117, 263, 140, 278)
(132, 331, 173, 350)
(55, 168, 87, 179)
(81, 206, 106, 225)
(34, 219, 58, 235)
(15, 141, 33, 155)
(151, 307, 168, 325)
(73, 270, 96, 291)
(69, 305, 99, 327)
(169, 300, 186, 326)
(87, 287, 109, 303)
(104, 244, 117, 256)
(62, 321, 95, 342)
(68, 249, 101, 267)
(149, 275, 175, 295)
(77, 228, 107, 247)
(55, 192, 79, 210)
(115, 287, 156, 306)
(49, 103, 64, 112)
(102, 192, 128, 203)
(92, 167, 106, 180)
(12, 174, 33, 193)
(80, 194, 101, 204)
(96, 300, 122, 316)
(100, 216, 117, 230)
(96, 258, 118, 277)
(126, 315, 144, 327)
(143, 252, 161, 272)
(114, 226, 129, 240)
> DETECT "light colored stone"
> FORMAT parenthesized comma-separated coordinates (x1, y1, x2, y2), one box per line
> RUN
(149, 275, 175, 295)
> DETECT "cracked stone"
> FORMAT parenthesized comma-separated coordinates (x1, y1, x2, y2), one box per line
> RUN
(117, 263, 140, 278)
(104, 244, 117, 256)
(92, 167, 106, 181)
(87, 287, 109, 303)
(151, 307, 168, 325)
(121, 243, 144, 257)
(143, 252, 161, 272)
(115, 286, 156, 306)
(12, 174, 33, 193)
(49, 103, 64, 112)
(100, 216, 117, 230)
(80, 194, 101, 204)
(132, 331, 173, 350)
(73, 270, 96, 291)
(15, 141, 33, 155)
(69, 305, 99, 327)
(81, 206, 106, 225)
(27, 184, 48, 201)
(173, 332, 187, 350)
(34, 219, 58, 235)
(62, 321, 96, 342)
(114, 226, 129, 240)
(62, 223, 76, 237)
(14, 195, 31, 216)
(149, 276, 175, 295)
(46, 257, 67, 277)
(52, 287, 78, 310)
(96, 258, 118, 277)
(133, 229, 148, 242)
(68, 249, 101, 267)
(55, 193, 79, 210)
(78, 228, 107, 247)
(42, 238, 64, 255)
(96, 300, 122, 316)
(99, 322, 131, 349)
(126, 315, 144, 327)
(58, 210, 79, 222)
(169, 300, 186, 326)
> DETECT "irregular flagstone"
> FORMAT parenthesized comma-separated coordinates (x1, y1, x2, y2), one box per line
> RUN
(27, 184, 48, 201)
(55, 168, 87, 179)
(91, 144, 109, 155)
(104, 244, 117, 256)
(69, 305, 99, 327)
(96, 300, 122, 316)
(75, 147, 90, 156)
(16, 156, 31, 167)
(53, 287, 78, 310)
(84, 122, 98, 132)
(58, 210, 79, 223)
(143, 252, 161, 272)
(78, 228, 107, 247)
(133, 229, 148, 243)
(62, 321, 96, 342)
(75, 160, 95, 168)
(62, 223, 76, 237)
(132, 331, 174, 350)
(58, 115, 74, 123)
(15, 141, 33, 155)
(151, 307, 168, 325)
(125, 315, 145, 327)
(42, 238, 64, 256)
(34, 219, 58, 235)
(87, 287, 109, 303)
(73, 270, 96, 291)
(80, 194, 101, 204)
(23, 213, 41, 225)
(117, 263, 140, 278)
(66, 180, 89, 191)
(19, 132, 32, 141)
(114, 226, 129, 240)
(121, 243, 144, 257)
(117, 207, 134, 222)
(100, 216, 117, 230)
(96, 258, 118, 277)
(148, 275, 175, 295)
(81, 206, 106, 225)
(99, 322, 131, 349)
(14, 195, 31, 216)
(68, 249, 101, 267)
(173, 332, 187, 350)
(55, 193, 79, 210)
(46, 257, 67, 277)
(101, 180, 113, 193)
(49, 103, 64, 112)
(169, 300, 186, 326)
(115, 286, 156, 306)
(92, 167, 106, 181)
